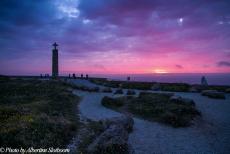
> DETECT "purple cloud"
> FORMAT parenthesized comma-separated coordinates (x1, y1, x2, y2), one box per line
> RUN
(175, 65, 183, 69)
(0, 0, 230, 74)
(217, 61, 230, 67)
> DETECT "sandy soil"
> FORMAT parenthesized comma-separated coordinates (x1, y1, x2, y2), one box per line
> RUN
(69, 79, 230, 154)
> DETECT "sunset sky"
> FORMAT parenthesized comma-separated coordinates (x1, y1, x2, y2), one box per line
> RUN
(0, 0, 230, 75)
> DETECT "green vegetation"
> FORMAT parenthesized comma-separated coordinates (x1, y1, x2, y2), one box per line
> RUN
(101, 96, 124, 109)
(77, 120, 105, 154)
(193, 85, 230, 92)
(77, 117, 133, 154)
(102, 87, 113, 93)
(0, 77, 80, 148)
(91, 79, 190, 91)
(101, 92, 201, 127)
(91, 78, 230, 92)
(114, 88, 124, 94)
(159, 83, 190, 92)
(91, 79, 153, 90)
(201, 90, 226, 99)
(127, 90, 136, 95)
(72, 84, 100, 92)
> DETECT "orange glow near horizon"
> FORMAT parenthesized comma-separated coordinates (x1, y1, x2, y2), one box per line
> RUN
(154, 69, 169, 74)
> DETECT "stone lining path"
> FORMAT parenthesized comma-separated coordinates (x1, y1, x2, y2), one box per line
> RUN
(70, 79, 230, 154)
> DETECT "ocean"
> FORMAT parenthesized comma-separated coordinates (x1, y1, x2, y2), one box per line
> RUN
(92, 73, 230, 86)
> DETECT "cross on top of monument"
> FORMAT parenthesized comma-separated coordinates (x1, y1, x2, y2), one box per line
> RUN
(53, 42, 58, 50)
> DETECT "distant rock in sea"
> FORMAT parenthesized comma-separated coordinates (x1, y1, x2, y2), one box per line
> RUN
(201, 76, 208, 86)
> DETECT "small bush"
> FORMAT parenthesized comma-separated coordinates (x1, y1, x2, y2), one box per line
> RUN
(201, 90, 225, 99)
(114, 89, 123, 94)
(0, 75, 10, 82)
(102, 88, 112, 93)
(101, 96, 124, 108)
(127, 90, 136, 95)
(77, 120, 105, 154)
(159, 83, 191, 92)
(226, 88, 230, 93)
(102, 92, 200, 127)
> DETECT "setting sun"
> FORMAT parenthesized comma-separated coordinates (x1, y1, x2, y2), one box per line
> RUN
(154, 69, 168, 74)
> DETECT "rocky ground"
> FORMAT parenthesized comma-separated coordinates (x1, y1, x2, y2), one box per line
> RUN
(69, 79, 230, 154)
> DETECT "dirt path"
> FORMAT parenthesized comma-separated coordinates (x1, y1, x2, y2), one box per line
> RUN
(70, 79, 230, 153)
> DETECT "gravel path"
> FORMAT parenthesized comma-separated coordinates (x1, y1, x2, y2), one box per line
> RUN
(70, 79, 230, 154)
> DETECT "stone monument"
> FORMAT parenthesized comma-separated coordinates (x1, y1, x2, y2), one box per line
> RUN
(52, 42, 59, 78)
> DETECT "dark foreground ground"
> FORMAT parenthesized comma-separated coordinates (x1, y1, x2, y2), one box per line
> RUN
(0, 76, 80, 148)
(0, 76, 131, 154)
(1, 76, 230, 153)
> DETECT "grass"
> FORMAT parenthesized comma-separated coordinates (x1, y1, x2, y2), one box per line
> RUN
(77, 120, 104, 154)
(114, 89, 124, 94)
(70, 84, 100, 92)
(201, 90, 226, 99)
(159, 83, 190, 92)
(102, 87, 113, 93)
(91, 78, 230, 92)
(127, 90, 136, 95)
(101, 92, 201, 127)
(91, 79, 153, 90)
(193, 85, 230, 92)
(101, 96, 124, 109)
(0, 77, 80, 148)
(90, 79, 191, 91)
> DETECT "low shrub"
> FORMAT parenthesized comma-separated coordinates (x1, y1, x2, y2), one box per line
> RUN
(101, 96, 124, 108)
(128, 93, 200, 127)
(226, 88, 230, 93)
(101, 92, 200, 127)
(127, 90, 136, 95)
(114, 89, 123, 94)
(159, 83, 191, 92)
(91, 79, 153, 90)
(201, 90, 225, 99)
(102, 88, 112, 93)
(77, 120, 105, 154)
(92, 78, 230, 92)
